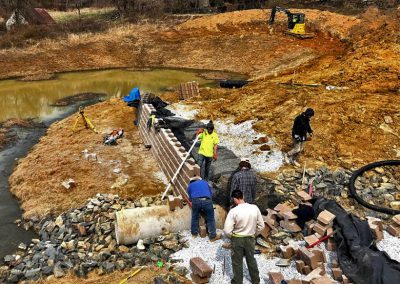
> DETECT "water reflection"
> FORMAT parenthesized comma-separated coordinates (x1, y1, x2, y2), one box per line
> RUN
(0, 69, 214, 121)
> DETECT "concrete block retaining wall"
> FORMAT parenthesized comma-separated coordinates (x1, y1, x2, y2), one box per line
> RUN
(137, 101, 200, 200)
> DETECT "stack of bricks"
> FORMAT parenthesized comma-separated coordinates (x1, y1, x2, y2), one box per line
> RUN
(274, 203, 301, 233)
(167, 195, 184, 211)
(295, 246, 327, 274)
(178, 81, 199, 100)
(260, 209, 279, 238)
(190, 257, 213, 283)
(312, 210, 335, 237)
(367, 216, 384, 240)
(137, 100, 200, 205)
(387, 214, 400, 237)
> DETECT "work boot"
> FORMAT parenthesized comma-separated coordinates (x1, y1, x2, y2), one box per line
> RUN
(191, 234, 198, 238)
(209, 233, 221, 242)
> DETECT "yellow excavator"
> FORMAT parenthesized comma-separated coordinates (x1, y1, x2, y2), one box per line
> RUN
(268, 6, 314, 39)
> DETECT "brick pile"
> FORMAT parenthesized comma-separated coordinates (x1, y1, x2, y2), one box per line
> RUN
(137, 101, 200, 206)
(190, 257, 213, 283)
(387, 214, 400, 237)
(274, 203, 301, 233)
(178, 81, 199, 100)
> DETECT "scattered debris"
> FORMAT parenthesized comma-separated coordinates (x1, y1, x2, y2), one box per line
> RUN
(61, 178, 76, 190)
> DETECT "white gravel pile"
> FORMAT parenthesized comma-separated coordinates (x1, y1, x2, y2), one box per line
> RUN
(172, 230, 302, 283)
(377, 231, 400, 262)
(166, 103, 284, 172)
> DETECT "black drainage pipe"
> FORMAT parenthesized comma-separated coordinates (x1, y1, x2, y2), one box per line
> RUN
(349, 160, 400, 215)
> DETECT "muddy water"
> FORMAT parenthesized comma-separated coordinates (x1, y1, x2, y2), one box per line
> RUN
(0, 68, 217, 260)
(0, 68, 215, 121)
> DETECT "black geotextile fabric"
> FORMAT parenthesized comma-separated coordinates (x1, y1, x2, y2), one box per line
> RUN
(313, 198, 400, 284)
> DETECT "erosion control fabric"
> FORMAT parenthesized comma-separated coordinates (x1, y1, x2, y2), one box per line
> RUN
(313, 198, 400, 284)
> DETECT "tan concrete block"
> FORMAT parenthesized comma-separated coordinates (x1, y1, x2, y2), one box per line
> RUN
(168, 195, 176, 211)
(302, 265, 311, 275)
(303, 267, 325, 283)
(387, 224, 400, 237)
(287, 280, 302, 284)
(283, 211, 298, 220)
(269, 272, 284, 284)
(311, 276, 333, 284)
(260, 224, 271, 239)
(310, 248, 327, 263)
(296, 260, 305, 273)
(304, 234, 319, 246)
(280, 220, 301, 232)
(280, 245, 295, 259)
(393, 214, 400, 226)
(332, 267, 343, 281)
(317, 210, 336, 225)
(313, 223, 328, 236)
(296, 191, 312, 201)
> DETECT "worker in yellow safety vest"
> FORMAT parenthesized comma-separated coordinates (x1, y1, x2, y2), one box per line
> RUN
(196, 120, 219, 181)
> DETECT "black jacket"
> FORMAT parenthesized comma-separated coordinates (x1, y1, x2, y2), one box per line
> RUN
(292, 113, 313, 141)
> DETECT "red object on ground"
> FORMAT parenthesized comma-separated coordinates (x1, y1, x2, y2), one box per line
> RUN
(306, 229, 339, 249)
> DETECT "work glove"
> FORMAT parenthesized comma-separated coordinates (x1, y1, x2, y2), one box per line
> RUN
(213, 152, 218, 161)
(196, 128, 204, 135)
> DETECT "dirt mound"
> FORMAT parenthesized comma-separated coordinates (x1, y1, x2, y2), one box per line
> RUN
(9, 99, 165, 218)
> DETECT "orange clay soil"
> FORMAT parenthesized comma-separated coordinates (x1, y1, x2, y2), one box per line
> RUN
(9, 99, 164, 218)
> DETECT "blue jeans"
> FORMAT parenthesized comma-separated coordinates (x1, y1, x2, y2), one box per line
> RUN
(191, 198, 216, 239)
(198, 154, 212, 181)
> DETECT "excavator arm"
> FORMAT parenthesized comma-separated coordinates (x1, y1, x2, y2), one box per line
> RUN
(268, 6, 291, 26)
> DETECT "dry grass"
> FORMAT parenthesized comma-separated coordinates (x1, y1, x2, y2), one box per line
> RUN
(48, 7, 116, 23)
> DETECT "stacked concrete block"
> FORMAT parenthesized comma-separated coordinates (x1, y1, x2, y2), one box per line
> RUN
(312, 210, 335, 236)
(367, 216, 384, 240)
(167, 195, 184, 211)
(178, 81, 199, 100)
(138, 102, 200, 203)
(190, 257, 213, 283)
(274, 203, 301, 233)
(260, 209, 279, 238)
(387, 214, 400, 237)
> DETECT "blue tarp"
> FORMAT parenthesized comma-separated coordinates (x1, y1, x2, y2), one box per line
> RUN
(123, 87, 141, 102)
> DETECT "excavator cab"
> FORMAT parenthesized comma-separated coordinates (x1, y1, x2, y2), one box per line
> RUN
(269, 6, 314, 39)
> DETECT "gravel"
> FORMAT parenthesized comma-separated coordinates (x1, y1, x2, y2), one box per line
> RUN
(377, 231, 400, 262)
(172, 230, 303, 283)
(166, 103, 284, 172)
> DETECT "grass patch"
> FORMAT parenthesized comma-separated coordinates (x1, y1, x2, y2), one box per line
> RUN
(48, 7, 116, 23)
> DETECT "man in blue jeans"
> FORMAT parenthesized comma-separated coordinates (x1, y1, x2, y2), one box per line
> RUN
(187, 176, 221, 242)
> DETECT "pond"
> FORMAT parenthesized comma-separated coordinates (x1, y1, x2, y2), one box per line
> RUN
(0, 68, 217, 122)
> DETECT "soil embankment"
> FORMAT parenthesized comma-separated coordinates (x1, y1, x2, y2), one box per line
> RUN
(9, 99, 164, 218)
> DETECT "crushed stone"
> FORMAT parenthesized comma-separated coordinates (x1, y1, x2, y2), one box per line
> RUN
(167, 103, 284, 172)
(377, 231, 400, 262)
(172, 230, 303, 283)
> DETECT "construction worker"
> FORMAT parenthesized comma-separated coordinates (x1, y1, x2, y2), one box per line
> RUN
(286, 107, 314, 164)
(187, 176, 221, 242)
(230, 158, 257, 204)
(223, 190, 265, 284)
(196, 121, 219, 181)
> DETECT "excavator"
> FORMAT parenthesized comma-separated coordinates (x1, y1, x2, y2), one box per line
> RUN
(268, 6, 314, 39)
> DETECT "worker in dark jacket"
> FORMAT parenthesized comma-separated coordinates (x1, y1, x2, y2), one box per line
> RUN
(286, 108, 314, 164)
